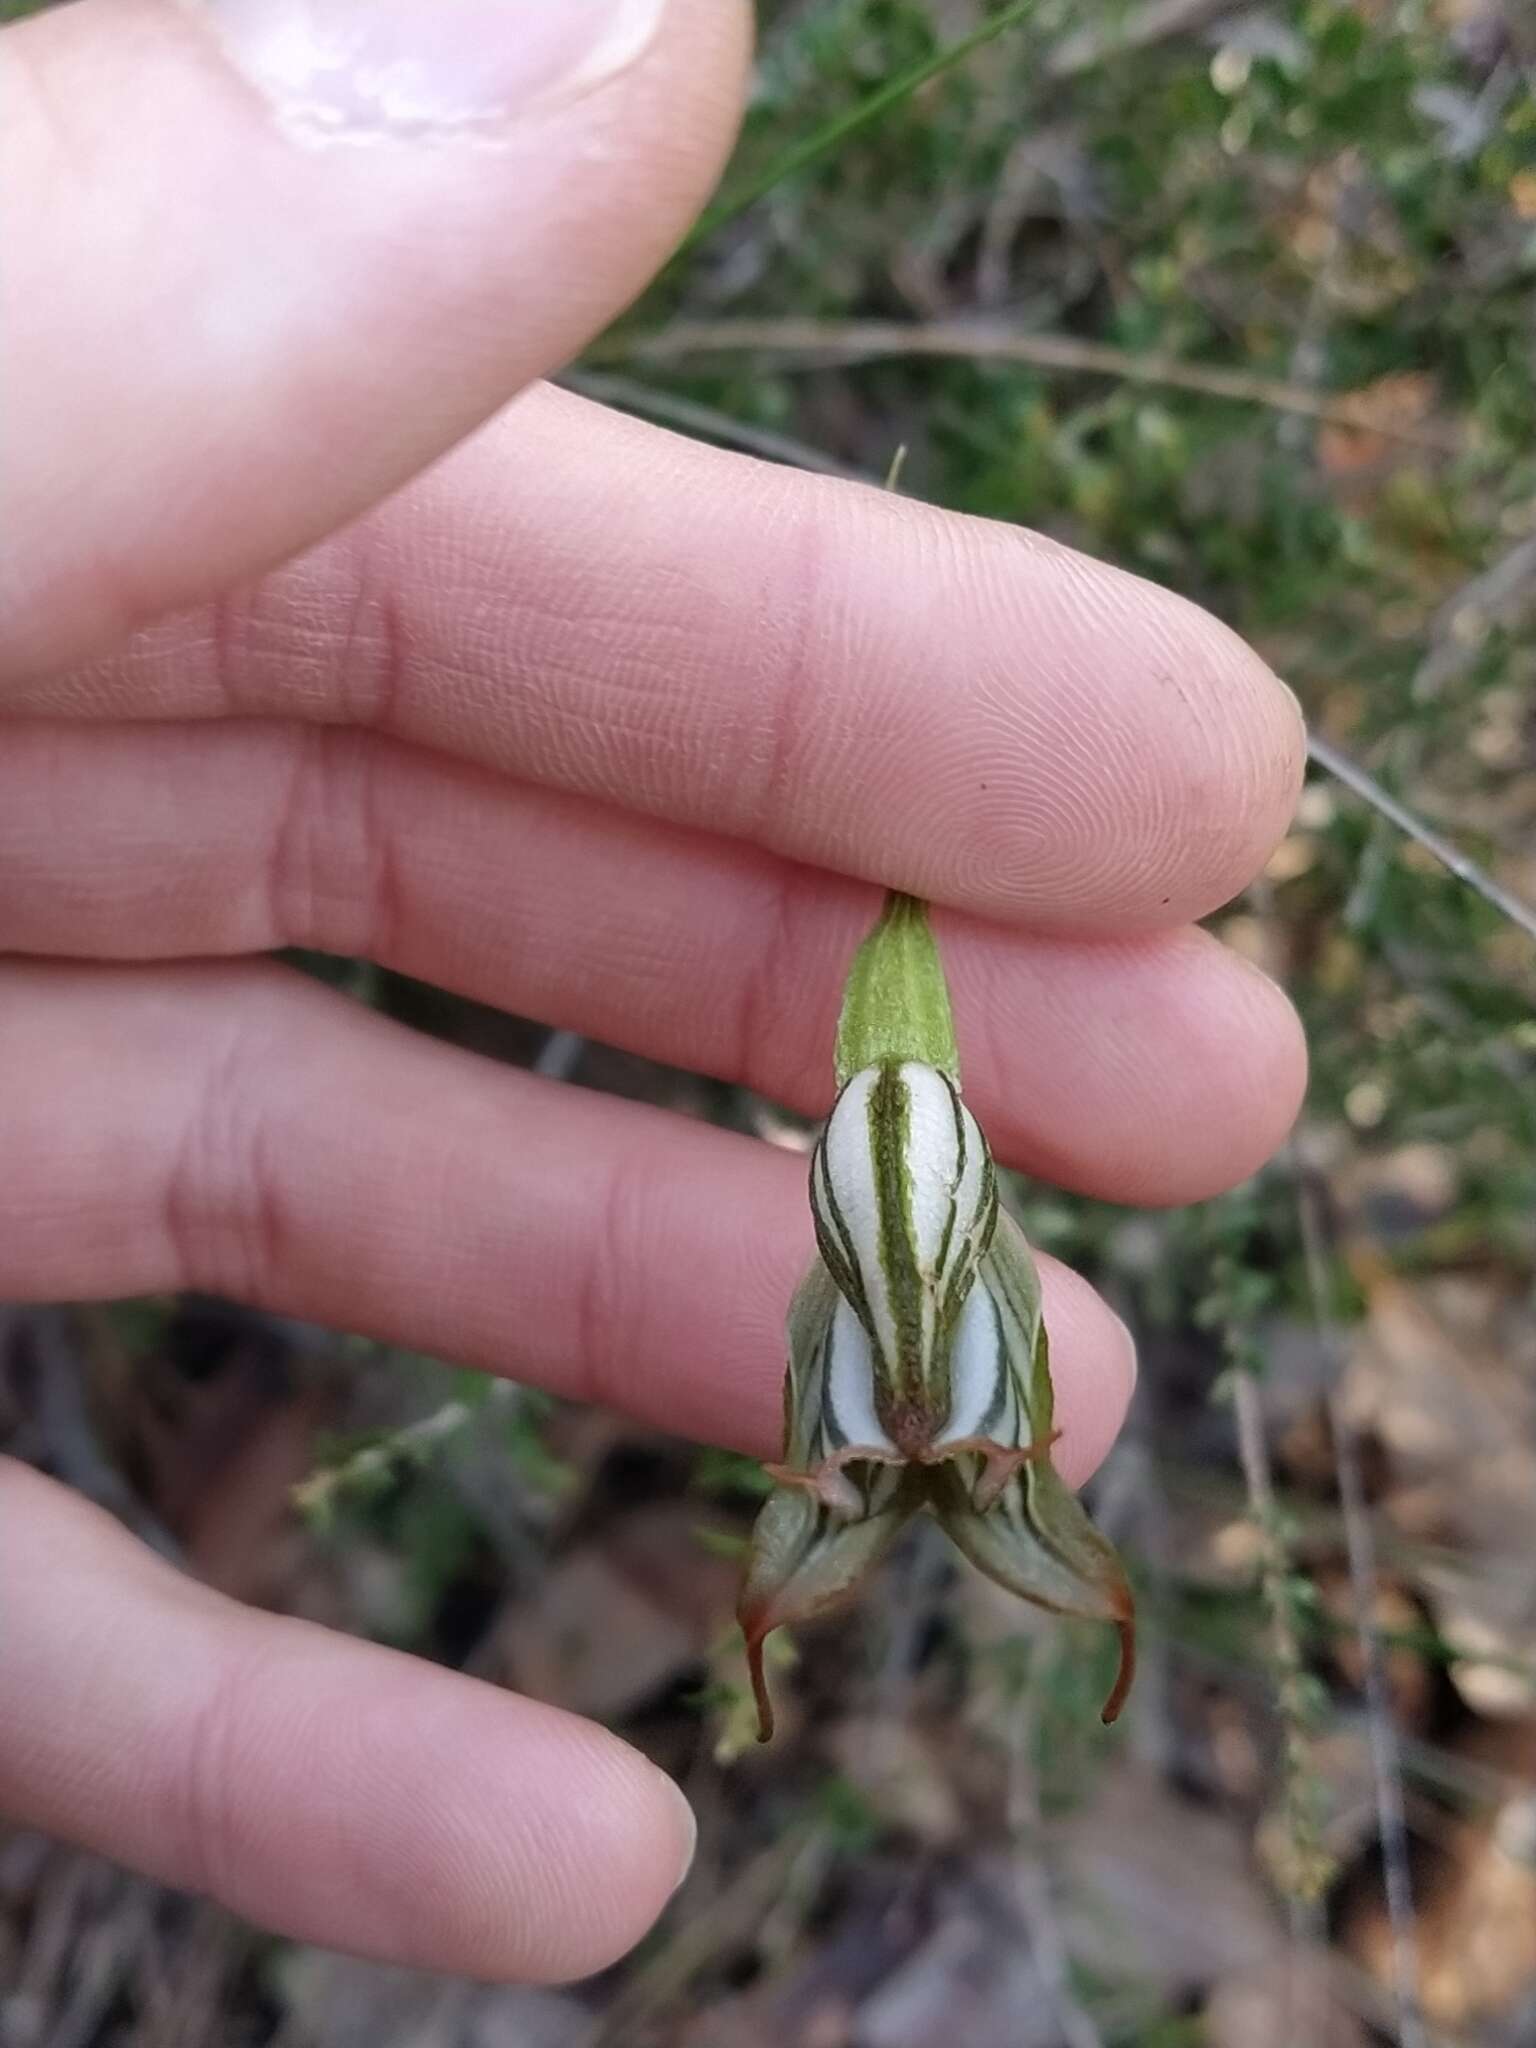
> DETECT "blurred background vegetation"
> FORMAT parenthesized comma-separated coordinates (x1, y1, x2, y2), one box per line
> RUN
(5, 1, 1536, 2042)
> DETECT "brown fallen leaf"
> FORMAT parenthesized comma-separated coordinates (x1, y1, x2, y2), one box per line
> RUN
(1317, 372, 1437, 477)
(1204, 1952, 1368, 2048)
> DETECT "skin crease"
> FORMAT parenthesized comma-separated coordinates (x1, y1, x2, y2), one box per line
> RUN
(0, 0, 1304, 1987)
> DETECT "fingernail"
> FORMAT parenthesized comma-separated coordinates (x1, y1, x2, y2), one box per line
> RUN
(662, 1774, 698, 1895)
(198, 0, 668, 143)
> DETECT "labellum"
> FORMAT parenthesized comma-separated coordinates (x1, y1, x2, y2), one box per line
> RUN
(738, 890, 1135, 1740)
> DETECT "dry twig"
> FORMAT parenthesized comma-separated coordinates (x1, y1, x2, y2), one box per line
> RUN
(1308, 732, 1536, 949)
(596, 318, 1463, 452)
(559, 370, 870, 480)
(1295, 1162, 1428, 2048)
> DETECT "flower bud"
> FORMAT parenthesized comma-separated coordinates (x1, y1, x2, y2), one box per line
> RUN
(739, 891, 1135, 1740)
(811, 1059, 996, 1456)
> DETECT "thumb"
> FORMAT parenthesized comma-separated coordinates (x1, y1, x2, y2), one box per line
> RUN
(0, 0, 750, 679)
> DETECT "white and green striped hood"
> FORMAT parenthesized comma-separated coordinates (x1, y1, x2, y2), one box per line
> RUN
(738, 893, 1135, 1742)
(810, 1059, 997, 1457)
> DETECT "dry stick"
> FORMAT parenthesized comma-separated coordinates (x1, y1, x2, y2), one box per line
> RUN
(1346, 525, 1536, 930)
(598, 319, 1462, 453)
(1308, 731, 1536, 948)
(559, 370, 871, 482)
(1294, 1164, 1428, 2048)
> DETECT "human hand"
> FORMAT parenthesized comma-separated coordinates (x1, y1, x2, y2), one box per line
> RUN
(0, 0, 1305, 1983)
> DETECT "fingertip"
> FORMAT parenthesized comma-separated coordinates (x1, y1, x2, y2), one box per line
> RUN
(732, 478, 1308, 934)
(1216, 943, 1310, 1170)
(1056, 567, 1308, 932)
(1088, 927, 1308, 1207)
(241, 1644, 699, 1982)
(1135, 928, 1308, 1205)
(948, 916, 1307, 1208)
(1163, 595, 1308, 923)
(452, 1711, 699, 1982)
(0, 1458, 697, 1983)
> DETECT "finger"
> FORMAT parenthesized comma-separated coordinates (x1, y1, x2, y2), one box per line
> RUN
(0, 960, 1135, 1482)
(0, 720, 1306, 1204)
(0, 1459, 694, 1978)
(19, 389, 1305, 932)
(0, 0, 749, 674)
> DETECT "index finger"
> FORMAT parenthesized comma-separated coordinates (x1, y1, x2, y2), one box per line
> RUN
(22, 386, 1303, 933)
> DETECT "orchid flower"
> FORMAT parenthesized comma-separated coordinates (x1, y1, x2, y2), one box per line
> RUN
(739, 891, 1135, 1739)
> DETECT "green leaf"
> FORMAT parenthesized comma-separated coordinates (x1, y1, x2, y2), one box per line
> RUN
(738, 1479, 915, 1742)
(930, 1445, 1135, 1723)
(931, 1216, 1135, 1725)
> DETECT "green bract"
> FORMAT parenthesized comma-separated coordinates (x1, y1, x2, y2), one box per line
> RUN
(739, 891, 1135, 1739)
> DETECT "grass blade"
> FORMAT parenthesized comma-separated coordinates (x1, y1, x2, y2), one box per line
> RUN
(684, 1, 1039, 251)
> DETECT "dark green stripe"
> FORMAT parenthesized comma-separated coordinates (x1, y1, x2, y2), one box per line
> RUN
(868, 1062, 924, 1403)
(817, 1316, 846, 1450)
(979, 1153, 998, 1253)
(811, 1140, 875, 1330)
(978, 1287, 1009, 1434)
